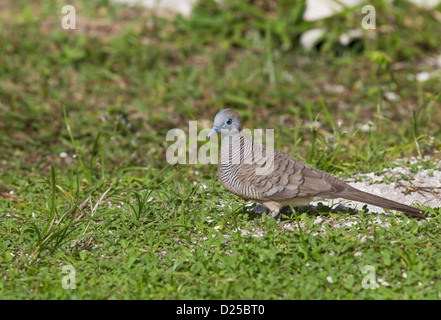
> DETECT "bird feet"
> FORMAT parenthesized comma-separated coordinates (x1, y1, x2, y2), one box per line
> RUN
(251, 204, 280, 221)
(269, 211, 280, 219)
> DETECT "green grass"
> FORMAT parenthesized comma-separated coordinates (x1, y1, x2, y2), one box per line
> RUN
(1, 0, 441, 299)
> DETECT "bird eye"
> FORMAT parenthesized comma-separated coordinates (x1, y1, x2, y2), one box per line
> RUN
(226, 118, 232, 125)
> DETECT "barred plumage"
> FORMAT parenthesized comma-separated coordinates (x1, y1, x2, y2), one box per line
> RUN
(208, 109, 425, 219)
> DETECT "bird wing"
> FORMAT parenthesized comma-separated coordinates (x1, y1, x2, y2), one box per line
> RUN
(237, 143, 346, 201)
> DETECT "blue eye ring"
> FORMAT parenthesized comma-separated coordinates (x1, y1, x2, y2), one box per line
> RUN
(226, 118, 233, 125)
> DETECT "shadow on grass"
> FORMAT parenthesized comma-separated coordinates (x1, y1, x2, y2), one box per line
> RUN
(241, 202, 381, 221)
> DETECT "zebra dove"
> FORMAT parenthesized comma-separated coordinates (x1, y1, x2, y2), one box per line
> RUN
(207, 109, 425, 218)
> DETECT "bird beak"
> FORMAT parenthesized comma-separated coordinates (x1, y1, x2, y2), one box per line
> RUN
(207, 126, 221, 140)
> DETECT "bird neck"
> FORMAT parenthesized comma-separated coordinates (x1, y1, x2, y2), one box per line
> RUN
(219, 132, 251, 166)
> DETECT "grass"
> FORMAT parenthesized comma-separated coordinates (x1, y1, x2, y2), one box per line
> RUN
(1, 0, 441, 299)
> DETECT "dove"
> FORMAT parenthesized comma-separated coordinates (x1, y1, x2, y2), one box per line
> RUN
(207, 109, 425, 218)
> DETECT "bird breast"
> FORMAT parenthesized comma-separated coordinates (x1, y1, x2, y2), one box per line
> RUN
(218, 134, 266, 200)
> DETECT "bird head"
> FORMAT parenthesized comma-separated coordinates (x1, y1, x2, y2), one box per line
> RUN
(207, 109, 242, 140)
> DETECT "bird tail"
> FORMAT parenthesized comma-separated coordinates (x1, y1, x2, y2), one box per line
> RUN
(338, 187, 425, 218)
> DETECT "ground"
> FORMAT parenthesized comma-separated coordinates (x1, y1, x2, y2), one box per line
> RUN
(0, 0, 441, 299)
